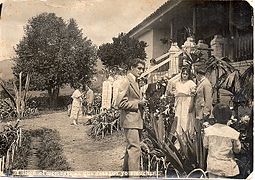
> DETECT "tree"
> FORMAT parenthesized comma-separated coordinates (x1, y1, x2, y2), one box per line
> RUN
(13, 13, 97, 107)
(98, 33, 147, 70)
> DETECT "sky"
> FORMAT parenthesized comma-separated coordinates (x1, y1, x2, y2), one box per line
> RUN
(0, 0, 167, 61)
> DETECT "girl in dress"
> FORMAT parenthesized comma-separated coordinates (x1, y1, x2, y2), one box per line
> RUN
(173, 66, 196, 135)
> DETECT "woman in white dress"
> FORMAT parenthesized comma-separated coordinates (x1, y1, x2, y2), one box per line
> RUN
(70, 84, 84, 125)
(173, 66, 196, 135)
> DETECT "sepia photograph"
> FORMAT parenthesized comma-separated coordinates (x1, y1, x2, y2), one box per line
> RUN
(0, 0, 253, 179)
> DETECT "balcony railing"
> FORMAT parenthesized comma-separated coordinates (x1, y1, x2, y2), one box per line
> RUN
(234, 33, 253, 61)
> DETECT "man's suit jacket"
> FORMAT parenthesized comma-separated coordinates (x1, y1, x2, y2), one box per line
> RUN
(115, 73, 143, 129)
(195, 77, 213, 119)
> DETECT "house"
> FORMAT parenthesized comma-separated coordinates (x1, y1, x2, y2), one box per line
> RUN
(127, 0, 253, 81)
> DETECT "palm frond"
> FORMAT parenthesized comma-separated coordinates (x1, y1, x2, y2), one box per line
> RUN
(0, 81, 16, 106)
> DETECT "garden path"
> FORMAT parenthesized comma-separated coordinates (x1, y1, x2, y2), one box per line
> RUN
(19, 112, 126, 171)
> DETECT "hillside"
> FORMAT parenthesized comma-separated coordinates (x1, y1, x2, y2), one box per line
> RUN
(0, 59, 14, 80)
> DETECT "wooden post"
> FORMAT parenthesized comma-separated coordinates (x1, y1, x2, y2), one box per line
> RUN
(192, 5, 197, 39)
(1, 156, 4, 172)
(11, 144, 15, 165)
(19, 128, 22, 147)
(0, 158, 2, 172)
(6, 149, 9, 171)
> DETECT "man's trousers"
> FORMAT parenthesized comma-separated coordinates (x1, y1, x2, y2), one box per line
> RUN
(123, 128, 141, 171)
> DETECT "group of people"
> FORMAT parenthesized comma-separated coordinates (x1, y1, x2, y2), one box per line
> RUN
(115, 58, 244, 178)
(69, 84, 94, 125)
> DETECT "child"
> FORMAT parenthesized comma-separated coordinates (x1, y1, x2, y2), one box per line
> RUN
(203, 103, 241, 178)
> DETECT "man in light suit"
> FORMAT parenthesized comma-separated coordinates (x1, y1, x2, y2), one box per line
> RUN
(194, 65, 213, 123)
(115, 58, 146, 172)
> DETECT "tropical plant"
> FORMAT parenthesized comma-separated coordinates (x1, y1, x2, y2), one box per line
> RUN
(206, 56, 237, 103)
(0, 99, 16, 121)
(141, 90, 207, 178)
(0, 122, 22, 173)
(86, 109, 121, 139)
(141, 120, 207, 178)
(229, 112, 253, 179)
(181, 48, 206, 69)
(0, 72, 30, 120)
(237, 64, 253, 101)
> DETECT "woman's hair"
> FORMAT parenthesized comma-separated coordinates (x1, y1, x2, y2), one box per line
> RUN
(212, 103, 232, 124)
(181, 66, 192, 80)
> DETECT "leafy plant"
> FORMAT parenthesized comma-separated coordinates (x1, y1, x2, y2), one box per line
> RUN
(12, 130, 32, 170)
(0, 72, 30, 120)
(236, 64, 253, 101)
(86, 109, 121, 139)
(141, 103, 207, 178)
(141, 125, 207, 177)
(0, 121, 22, 173)
(206, 56, 237, 103)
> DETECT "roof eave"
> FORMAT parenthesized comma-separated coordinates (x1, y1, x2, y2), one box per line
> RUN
(128, 0, 183, 38)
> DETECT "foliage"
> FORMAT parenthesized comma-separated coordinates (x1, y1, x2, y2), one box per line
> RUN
(181, 48, 206, 68)
(229, 115, 253, 179)
(35, 128, 71, 170)
(86, 109, 121, 139)
(93, 93, 102, 113)
(0, 122, 20, 157)
(13, 13, 97, 107)
(140, 88, 207, 178)
(0, 99, 16, 121)
(12, 130, 32, 170)
(141, 110, 207, 178)
(237, 64, 253, 101)
(0, 72, 31, 120)
(98, 33, 147, 70)
(0, 122, 22, 174)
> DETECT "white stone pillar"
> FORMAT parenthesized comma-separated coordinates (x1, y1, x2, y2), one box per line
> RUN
(182, 37, 196, 54)
(168, 42, 181, 77)
(210, 35, 226, 58)
(101, 76, 113, 110)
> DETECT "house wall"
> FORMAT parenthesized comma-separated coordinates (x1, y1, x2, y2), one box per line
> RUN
(153, 29, 171, 59)
(136, 29, 154, 67)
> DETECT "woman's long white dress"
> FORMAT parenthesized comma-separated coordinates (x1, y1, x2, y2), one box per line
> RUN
(174, 80, 196, 135)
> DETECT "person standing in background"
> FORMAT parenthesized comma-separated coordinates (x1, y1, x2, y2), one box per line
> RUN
(194, 64, 213, 127)
(115, 58, 147, 173)
(84, 85, 94, 116)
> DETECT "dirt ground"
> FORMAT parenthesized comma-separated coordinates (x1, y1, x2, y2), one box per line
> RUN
(15, 112, 126, 171)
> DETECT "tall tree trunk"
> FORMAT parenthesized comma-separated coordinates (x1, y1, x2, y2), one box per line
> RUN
(48, 86, 59, 108)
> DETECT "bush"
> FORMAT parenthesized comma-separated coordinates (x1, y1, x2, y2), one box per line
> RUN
(28, 96, 72, 111)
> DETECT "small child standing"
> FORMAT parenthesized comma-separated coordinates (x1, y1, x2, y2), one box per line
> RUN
(203, 103, 241, 178)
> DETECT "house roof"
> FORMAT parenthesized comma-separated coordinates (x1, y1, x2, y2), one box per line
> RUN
(127, 0, 183, 37)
